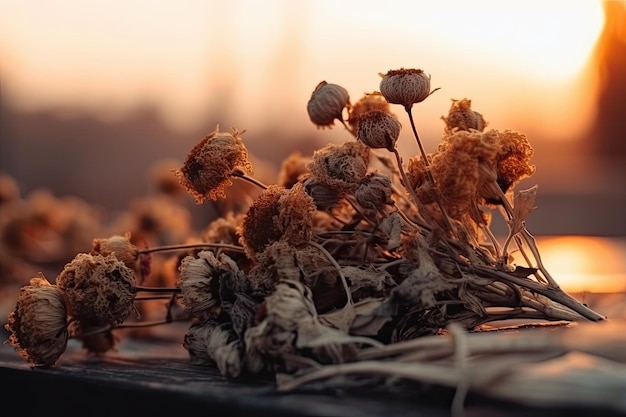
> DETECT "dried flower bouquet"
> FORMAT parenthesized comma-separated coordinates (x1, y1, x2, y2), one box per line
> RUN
(4, 67, 616, 412)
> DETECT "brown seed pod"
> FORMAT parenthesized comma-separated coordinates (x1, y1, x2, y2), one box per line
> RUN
(91, 232, 142, 275)
(347, 91, 392, 131)
(4, 273, 68, 367)
(379, 68, 436, 108)
(307, 81, 350, 129)
(355, 109, 402, 151)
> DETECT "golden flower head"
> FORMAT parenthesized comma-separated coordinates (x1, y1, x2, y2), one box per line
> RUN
(56, 253, 137, 327)
(379, 68, 437, 109)
(239, 183, 316, 260)
(492, 129, 536, 194)
(308, 140, 370, 194)
(441, 98, 487, 133)
(430, 129, 498, 218)
(306, 81, 350, 129)
(355, 109, 402, 151)
(4, 273, 68, 367)
(174, 126, 253, 204)
(347, 91, 392, 131)
(177, 250, 225, 320)
(355, 172, 394, 210)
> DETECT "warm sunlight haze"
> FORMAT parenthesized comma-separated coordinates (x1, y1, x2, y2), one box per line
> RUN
(0, 0, 605, 139)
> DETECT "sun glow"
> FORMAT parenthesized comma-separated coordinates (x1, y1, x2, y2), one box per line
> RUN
(536, 236, 626, 293)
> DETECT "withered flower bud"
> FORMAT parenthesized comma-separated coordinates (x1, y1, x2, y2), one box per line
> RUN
(441, 98, 487, 133)
(307, 81, 350, 129)
(183, 321, 242, 378)
(355, 172, 394, 209)
(355, 109, 402, 151)
(379, 68, 436, 109)
(239, 183, 316, 260)
(4, 273, 68, 367)
(177, 250, 224, 321)
(91, 232, 142, 274)
(303, 177, 343, 211)
(308, 140, 370, 194)
(347, 91, 392, 131)
(174, 126, 253, 204)
(56, 253, 137, 327)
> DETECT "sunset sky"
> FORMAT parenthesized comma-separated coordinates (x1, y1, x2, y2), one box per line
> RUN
(0, 1, 623, 293)
(0, 0, 606, 146)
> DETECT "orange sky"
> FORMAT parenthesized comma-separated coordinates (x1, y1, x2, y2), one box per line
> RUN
(0, 0, 606, 150)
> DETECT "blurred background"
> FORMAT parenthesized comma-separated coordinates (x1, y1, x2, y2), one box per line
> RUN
(0, 0, 624, 296)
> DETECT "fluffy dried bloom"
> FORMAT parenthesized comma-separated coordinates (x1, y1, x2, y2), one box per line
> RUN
(355, 172, 394, 210)
(355, 110, 402, 151)
(239, 183, 316, 260)
(201, 213, 243, 245)
(307, 81, 350, 129)
(379, 68, 435, 108)
(406, 155, 437, 204)
(430, 130, 498, 218)
(4, 273, 68, 366)
(308, 140, 370, 194)
(347, 92, 392, 131)
(441, 98, 487, 133)
(492, 129, 536, 194)
(56, 253, 137, 327)
(174, 127, 253, 204)
(277, 151, 311, 188)
(177, 250, 224, 320)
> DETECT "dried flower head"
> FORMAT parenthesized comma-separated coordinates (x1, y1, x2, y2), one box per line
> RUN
(239, 183, 315, 260)
(493, 129, 536, 194)
(277, 151, 311, 189)
(355, 172, 394, 210)
(441, 98, 487, 133)
(430, 129, 498, 218)
(379, 68, 436, 109)
(174, 127, 253, 204)
(56, 253, 137, 327)
(306, 81, 350, 129)
(183, 321, 242, 378)
(4, 273, 68, 366)
(355, 109, 402, 151)
(201, 212, 244, 245)
(91, 232, 145, 276)
(302, 177, 343, 211)
(308, 140, 370, 194)
(347, 91, 391, 131)
(177, 250, 224, 320)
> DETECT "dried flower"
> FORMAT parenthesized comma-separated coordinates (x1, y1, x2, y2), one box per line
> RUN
(302, 177, 343, 211)
(355, 172, 394, 210)
(177, 250, 224, 321)
(379, 68, 436, 109)
(4, 273, 68, 367)
(239, 183, 315, 260)
(91, 232, 146, 276)
(347, 92, 392, 131)
(355, 109, 402, 151)
(306, 81, 350, 129)
(56, 253, 137, 327)
(174, 127, 253, 204)
(277, 151, 311, 189)
(442, 98, 487, 133)
(430, 129, 498, 218)
(308, 140, 370, 194)
(183, 321, 243, 378)
(201, 212, 244, 245)
(493, 129, 536, 194)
